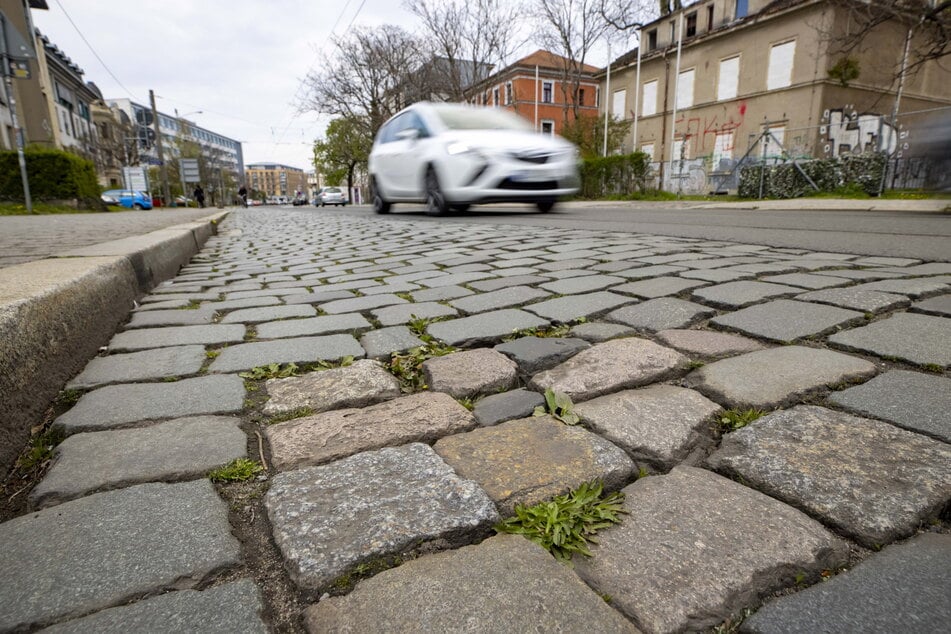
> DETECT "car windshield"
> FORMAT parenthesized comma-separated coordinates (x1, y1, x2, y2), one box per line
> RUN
(326, 188, 341, 193)
(431, 106, 533, 132)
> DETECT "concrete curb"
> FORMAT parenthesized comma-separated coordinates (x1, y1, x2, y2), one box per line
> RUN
(0, 211, 228, 477)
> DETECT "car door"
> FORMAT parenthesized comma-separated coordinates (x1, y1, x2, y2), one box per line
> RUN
(371, 115, 405, 198)
(393, 111, 431, 200)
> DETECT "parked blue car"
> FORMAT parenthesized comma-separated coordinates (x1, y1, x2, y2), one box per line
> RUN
(102, 189, 153, 210)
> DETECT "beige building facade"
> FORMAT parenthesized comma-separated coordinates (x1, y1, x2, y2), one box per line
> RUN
(601, 0, 951, 191)
(246, 163, 308, 199)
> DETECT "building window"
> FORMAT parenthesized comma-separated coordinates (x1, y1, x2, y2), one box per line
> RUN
(612, 90, 626, 119)
(542, 81, 553, 103)
(505, 82, 513, 104)
(578, 88, 585, 106)
(767, 40, 796, 90)
(493, 87, 500, 106)
(764, 126, 786, 160)
(673, 138, 688, 161)
(707, 5, 715, 30)
(713, 131, 734, 167)
(641, 143, 654, 159)
(670, 19, 677, 42)
(677, 69, 695, 109)
(717, 56, 739, 101)
(642, 80, 658, 116)
(647, 29, 657, 51)
(541, 120, 554, 135)
(595, 86, 600, 107)
(686, 12, 697, 37)
(736, 0, 748, 19)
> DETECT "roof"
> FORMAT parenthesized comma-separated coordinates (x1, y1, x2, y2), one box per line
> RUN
(516, 49, 600, 74)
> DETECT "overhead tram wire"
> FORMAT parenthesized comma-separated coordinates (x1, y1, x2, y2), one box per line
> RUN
(51, 0, 140, 100)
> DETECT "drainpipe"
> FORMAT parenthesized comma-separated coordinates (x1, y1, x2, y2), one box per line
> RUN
(667, 12, 684, 191)
(633, 28, 642, 153)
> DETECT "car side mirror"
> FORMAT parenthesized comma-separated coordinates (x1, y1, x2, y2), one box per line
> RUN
(395, 128, 420, 141)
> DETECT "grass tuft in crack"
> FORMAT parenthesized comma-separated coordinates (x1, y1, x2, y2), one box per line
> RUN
(717, 408, 766, 433)
(208, 458, 264, 483)
(494, 480, 626, 563)
(239, 362, 300, 380)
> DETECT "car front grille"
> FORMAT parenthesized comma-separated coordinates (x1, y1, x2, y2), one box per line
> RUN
(513, 152, 551, 164)
(497, 178, 559, 191)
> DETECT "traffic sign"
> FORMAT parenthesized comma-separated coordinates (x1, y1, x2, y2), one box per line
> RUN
(180, 158, 200, 183)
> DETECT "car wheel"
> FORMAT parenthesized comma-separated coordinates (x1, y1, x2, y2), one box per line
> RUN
(133, 203, 143, 210)
(425, 167, 450, 216)
(320, 203, 325, 207)
(536, 200, 556, 213)
(450, 204, 470, 212)
(371, 177, 391, 214)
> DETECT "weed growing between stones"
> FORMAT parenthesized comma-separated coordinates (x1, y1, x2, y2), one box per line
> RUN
(388, 343, 456, 392)
(329, 555, 406, 594)
(54, 389, 82, 407)
(686, 360, 705, 370)
(240, 363, 301, 380)
(456, 397, 475, 411)
(494, 480, 626, 563)
(717, 408, 767, 433)
(16, 426, 67, 472)
(533, 388, 580, 425)
(243, 325, 258, 342)
(394, 291, 414, 301)
(205, 349, 221, 359)
(177, 299, 202, 310)
(921, 363, 944, 374)
(503, 324, 572, 341)
(208, 458, 265, 483)
(711, 608, 754, 634)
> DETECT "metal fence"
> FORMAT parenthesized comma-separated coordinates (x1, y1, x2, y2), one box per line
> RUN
(644, 105, 951, 195)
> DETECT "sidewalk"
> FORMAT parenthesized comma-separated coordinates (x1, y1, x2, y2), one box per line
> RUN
(567, 197, 951, 213)
(0, 208, 948, 633)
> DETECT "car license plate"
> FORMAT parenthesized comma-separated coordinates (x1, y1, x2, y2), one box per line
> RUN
(510, 170, 550, 182)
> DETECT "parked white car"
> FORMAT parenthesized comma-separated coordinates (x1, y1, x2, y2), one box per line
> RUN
(368, 102, 579, 215)
(318, 187, 348, 206)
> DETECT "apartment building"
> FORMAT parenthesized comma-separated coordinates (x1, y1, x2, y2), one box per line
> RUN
(464, 50, 601, 136)
(600, 0, 951, 190)
(246, 163, 308, 199)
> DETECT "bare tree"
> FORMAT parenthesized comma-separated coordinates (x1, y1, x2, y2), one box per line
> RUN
(302, 25, 429, 138)
(405, 0, 526, 101)
(825, 0, 951, 77)
(598, 0, 657, 33)
(532, 0, 612, 122)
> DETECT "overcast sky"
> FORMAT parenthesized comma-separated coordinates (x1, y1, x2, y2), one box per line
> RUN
(31, 0, 620, 171)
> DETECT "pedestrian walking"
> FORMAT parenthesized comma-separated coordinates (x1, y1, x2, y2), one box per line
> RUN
(238, 185, 248, 208)
(194, 185, 206, 208)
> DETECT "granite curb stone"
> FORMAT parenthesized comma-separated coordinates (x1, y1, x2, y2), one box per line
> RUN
(265, 443, 499, 593)
(54, 374, 246, 434)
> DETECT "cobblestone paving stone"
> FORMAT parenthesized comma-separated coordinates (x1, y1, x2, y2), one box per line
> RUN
(7, 209, 950, 632)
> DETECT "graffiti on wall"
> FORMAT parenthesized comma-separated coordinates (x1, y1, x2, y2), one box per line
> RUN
(669, 101, 748, 155)
(821, 108, 900, 157)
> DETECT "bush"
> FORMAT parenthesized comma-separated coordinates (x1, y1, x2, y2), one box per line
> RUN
(0, 149, 102, 206)
(579, 152, 651, 198)
(738, 152, 885, 199)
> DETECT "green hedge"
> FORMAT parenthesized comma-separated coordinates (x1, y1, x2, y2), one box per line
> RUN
(0, 149, 101, 205)
(579, 152, 651, 198)
(739, 152, 886, 198)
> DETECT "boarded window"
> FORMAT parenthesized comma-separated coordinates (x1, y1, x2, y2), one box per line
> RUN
(763, 126, 786, 160)
(677, 69, 695, 109)
(673, 139, 688, 161)
(717, 57, 739, 101)
(642, 80, 658, 116)
(641, 143, 654, 159)
(612, 89, 627, 118)
(712, 131, 734, 167)
(767, 41, 795, 90)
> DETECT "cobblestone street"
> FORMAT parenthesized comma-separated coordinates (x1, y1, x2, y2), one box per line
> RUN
(1, 207, 949, 632)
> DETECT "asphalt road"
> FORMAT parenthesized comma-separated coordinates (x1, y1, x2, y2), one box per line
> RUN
(321, 202, 951, 261)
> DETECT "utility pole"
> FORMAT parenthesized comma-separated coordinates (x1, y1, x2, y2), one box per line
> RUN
(150, 89, 171, 207)
(0, 13, 32, 213)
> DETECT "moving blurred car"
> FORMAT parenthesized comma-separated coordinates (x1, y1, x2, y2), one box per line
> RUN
(318, 187, 348, 207)
(101, 189, 153, 210)
(368, 102, 579, 215)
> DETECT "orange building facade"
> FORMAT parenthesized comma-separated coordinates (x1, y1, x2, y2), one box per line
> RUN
(463, 50, 601, 137)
